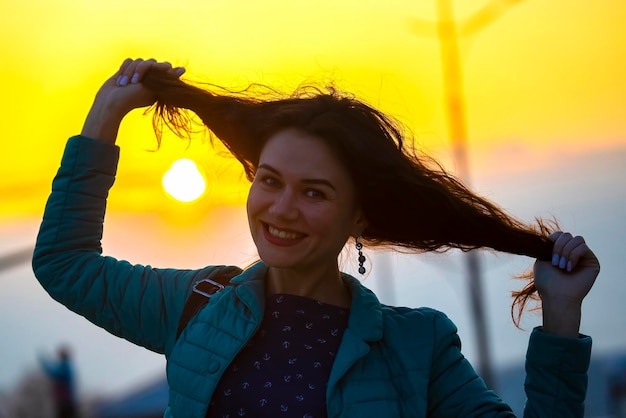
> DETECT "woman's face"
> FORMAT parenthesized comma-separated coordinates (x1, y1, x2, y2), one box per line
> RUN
(247, 128, 365, 272)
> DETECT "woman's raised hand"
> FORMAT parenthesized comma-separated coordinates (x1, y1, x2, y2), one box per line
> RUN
(534, 232, 600, 337)
(81, 58, 185, 144)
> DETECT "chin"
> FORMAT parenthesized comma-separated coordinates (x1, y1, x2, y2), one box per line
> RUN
(257, 254, 299, 270)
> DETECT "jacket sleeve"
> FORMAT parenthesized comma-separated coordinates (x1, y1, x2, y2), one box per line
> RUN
(523, 327, 591, 417)
(427, 311, 591, 417)
(427, 311, 515, 417)
(32, 136, 207, 355)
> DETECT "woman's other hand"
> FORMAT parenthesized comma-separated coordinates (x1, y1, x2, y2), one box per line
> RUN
(81, 58, 185, 144)
(534, 231, 600, 337)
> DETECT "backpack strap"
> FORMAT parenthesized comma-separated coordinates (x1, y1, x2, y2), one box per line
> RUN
(176, 266, 243, 339)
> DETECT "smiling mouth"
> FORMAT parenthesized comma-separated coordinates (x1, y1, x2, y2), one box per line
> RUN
(267, 224, 305, 240)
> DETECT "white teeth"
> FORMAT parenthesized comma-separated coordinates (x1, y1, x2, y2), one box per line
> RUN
(268, 225, 301, 240)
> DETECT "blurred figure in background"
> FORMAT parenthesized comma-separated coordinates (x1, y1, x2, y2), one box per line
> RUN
(39, 345, 77, 418)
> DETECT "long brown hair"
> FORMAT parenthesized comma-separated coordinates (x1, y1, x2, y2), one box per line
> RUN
(142, 70, 553, 324)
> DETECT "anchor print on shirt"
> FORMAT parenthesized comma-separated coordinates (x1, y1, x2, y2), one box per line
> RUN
(206, 294, 349, 418)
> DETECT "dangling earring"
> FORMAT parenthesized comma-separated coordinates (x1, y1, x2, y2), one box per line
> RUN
(356, 237, 366, 275)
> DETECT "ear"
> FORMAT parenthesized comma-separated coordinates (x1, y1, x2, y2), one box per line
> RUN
(351, 209, 368, 238)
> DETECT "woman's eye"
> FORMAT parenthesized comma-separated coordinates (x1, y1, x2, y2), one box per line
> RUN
(261, 176, 280, 187)
(305, 189, 326, 199)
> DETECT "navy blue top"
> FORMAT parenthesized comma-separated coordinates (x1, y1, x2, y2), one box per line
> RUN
(207, 294, 349, 417)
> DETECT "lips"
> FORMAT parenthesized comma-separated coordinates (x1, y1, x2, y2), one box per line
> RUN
(262, 222, 306, 246)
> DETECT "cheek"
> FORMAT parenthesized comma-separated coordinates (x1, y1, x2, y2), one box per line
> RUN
(246, 184, 263, 215)
(246, 186, 279, 226)
(305, 207, 345, 232)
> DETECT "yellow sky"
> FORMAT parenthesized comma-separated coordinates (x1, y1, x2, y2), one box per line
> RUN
(1, 0, 625, 218)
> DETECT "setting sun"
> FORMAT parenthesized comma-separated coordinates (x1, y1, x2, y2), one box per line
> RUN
(162, 158, 206, 203)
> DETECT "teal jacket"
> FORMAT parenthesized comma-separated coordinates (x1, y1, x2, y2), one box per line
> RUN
(33, 136, 592, 417)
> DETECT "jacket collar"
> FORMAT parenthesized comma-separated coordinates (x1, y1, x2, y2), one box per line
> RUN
(229, 261, 268, 322)
(342, 273, 384, 342)
(231, 261, 384, 343)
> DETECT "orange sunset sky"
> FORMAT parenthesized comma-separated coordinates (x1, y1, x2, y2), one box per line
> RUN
(1, 0, 625, 218)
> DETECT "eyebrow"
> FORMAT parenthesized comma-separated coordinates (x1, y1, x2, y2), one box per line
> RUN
(258, 163, 337, 191)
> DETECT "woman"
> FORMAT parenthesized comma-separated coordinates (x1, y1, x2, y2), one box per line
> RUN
(33, 58, 600, 417)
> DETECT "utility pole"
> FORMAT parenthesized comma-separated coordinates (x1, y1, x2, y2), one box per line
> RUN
(410, 0, 526, 390)
(436, 0, 494, 389)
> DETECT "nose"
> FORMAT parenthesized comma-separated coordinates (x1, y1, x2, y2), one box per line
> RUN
(269, 190, 298, 220)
